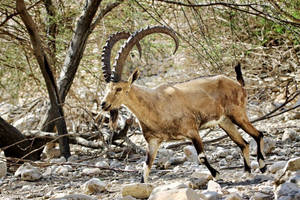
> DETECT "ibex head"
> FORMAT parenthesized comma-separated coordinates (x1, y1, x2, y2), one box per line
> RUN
(101, 26, 179, 111)
(101, 69, 140, 111)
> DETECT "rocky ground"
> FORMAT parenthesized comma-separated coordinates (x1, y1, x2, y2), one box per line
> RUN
(0, 105, 300, 200)
(0, 66, 300, 200)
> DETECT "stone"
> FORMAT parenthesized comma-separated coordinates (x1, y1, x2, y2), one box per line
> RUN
(151, 182, 188, 195)
(55, 165, 72, 176)
(263, 138, 276, 154)
(207, 180, 222, 194)
(282, 130, 297, 143)
(269, 161, 287, 174)
(284, 157, 300, 172)
(215, 147, 229, 158)
(149, 188, 205, 200)
(0, 150, 7, 178)
(219, 158, 227, 167)
(51, 193, 97, 200)
(122, 183, 154, 199)
(50, 157, 67, 163)
(15, 163, 42, 181)
(250, 192, 271, 200)
(202, 191, 221, 200)
(120, 196, 137, 200)
(82, 178, 106, 194)
(189, 171, 213, 189)
(225, 193, 242, 200)
(68, 155, 79, 163)
(275, 182, 300, 200)
(95, 160, 109, 168)
(157, 149, 175, 168)
(82, 168, 101, 176)
(251, 161, 259, 170)
(13, 113, 39, 131)
(183, 146, 198, 163)
(289, 172, 300, 187)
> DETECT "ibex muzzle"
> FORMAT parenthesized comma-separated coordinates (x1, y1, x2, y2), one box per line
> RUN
(101, 26, 266, 183)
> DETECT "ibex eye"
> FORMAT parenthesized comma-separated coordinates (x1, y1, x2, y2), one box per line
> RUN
(116, 88, 122, 92)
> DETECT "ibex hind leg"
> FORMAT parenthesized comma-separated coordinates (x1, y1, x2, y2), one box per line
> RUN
(230, 113, 266, 173)
(219, 117, 251, 173)
(191, 135, 220, 179)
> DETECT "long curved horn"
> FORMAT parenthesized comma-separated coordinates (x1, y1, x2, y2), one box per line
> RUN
(101, 32, 142, 83)
(112, 26, 179, 82)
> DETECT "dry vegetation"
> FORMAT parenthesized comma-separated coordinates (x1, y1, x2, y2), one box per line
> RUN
(0, 0, 299, 199)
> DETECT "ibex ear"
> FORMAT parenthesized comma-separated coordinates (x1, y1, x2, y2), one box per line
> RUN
(128, 68, 140, 85)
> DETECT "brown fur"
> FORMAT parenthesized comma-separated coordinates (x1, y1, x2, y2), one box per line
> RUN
(101, 69, 266, 182)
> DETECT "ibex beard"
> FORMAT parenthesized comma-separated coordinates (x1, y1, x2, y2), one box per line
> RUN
(100, 26, 267, 183)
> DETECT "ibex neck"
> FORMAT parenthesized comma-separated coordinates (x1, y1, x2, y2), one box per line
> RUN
(123, 84, 156, 124)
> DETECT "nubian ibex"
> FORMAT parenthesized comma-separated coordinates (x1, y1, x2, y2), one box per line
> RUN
(100, 26, 266, 183)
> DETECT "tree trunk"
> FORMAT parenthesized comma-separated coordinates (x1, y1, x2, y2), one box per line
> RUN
(16, 0, 70, 159)
(42, 0, 123, 132)
(0, 117, 45, 160)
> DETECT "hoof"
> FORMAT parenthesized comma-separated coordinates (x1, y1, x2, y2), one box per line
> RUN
(260, 165, 267, 173)
(213, 171, 220, 180)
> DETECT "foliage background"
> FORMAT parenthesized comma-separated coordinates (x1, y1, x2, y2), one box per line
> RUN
(0, 0, 299, 132)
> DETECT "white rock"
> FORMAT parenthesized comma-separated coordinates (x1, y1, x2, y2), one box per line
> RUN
(264, 137, 276, 154)
(50, 157, 66, 163)
(43, 165, 58, 176)
(275, 182, 300, 199)
(190, 172, 213, 189)
(202, 191, 221, 200)
(225, 193, 242, 200)
(151, 182, 188, 195)
(282, 130, 297, 143)
(95, 160, 109, 168)
(207, 180, 222, 194)
(284, 157, 300, 172)
(250, 192, 271, 200)
(110, 160, 122, 168)
(51, 193, 97, 200)
(149, 188, 205, 200)
(82, 168, 101, 176)
(15, 163, 42, 181)
(251, 161, 259, 170)
(157, 149, 175, 168)
(269, 161, 287, 174)
(82, 178, 106, 194)
(183, 146, 198, 162)
(0, 150, 7, 178)
(122, 183, 154, 199)
(68, 155, 79, 163)
(216, 147, 229, 158)
(219, 158, 227, 167)
(54, 165, 72, 175)
(119, 196, 137, 200)
(225, 155, 234, 162)
(13, 113, 39, 131)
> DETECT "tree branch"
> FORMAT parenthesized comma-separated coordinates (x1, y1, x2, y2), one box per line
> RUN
(16, 0, 70, 159)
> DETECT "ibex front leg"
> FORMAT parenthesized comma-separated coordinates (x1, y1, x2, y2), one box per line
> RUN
(141, 137, 161, 183)
(190, 131, 220, 178)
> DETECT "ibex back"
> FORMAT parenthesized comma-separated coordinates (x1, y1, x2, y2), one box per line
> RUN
(101, 26, 266, 183)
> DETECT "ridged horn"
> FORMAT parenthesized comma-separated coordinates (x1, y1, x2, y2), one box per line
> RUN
(101, 32, 142, 83)
(112, 26, 179, 82)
